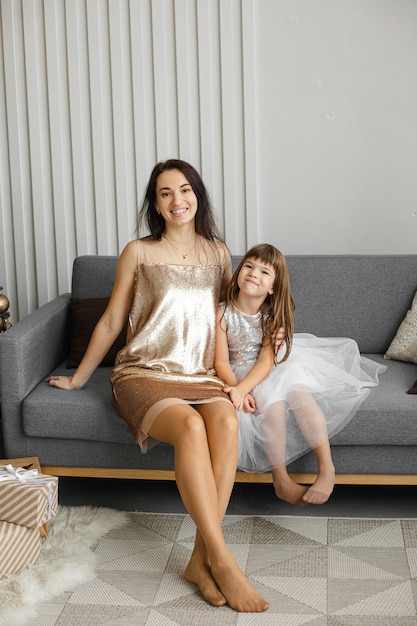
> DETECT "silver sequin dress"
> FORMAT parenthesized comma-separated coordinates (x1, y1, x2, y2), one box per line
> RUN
(221, 303, 387, 472)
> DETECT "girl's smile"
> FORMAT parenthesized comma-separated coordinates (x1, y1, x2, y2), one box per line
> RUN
(238, 258, 275, 298)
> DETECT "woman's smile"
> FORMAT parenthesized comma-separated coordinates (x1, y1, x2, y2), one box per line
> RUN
(156, 169, 198, 228)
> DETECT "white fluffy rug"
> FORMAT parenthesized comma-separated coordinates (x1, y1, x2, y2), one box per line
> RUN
(0, 506, 129, 626)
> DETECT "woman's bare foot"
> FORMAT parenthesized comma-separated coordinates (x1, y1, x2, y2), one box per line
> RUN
(302, 466, 335, 504)
(184, 553, 226, 607)
(273, 473, 309, 506)
(210, 549, 269, 612)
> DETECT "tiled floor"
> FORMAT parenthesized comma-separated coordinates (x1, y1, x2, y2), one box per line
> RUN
(58, 476, 417, 518)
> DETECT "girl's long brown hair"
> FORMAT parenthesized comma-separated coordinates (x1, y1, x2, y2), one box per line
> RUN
(226, 244, 295, 363)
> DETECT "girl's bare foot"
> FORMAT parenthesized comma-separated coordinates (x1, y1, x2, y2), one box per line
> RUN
(273, 474, 309, 506)
(302, 466, 335, 504)
(184, 553, 227, 607)
(210, 549, 269, 612)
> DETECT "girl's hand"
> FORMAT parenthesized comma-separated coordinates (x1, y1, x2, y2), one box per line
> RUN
(243, 393, 256, 413)
(45, 375, 83, 390)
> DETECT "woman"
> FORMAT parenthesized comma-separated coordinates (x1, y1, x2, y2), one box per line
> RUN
(46, 159, 268, 613)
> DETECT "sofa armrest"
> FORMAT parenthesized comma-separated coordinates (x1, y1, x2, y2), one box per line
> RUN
(0, 294, 71, 456)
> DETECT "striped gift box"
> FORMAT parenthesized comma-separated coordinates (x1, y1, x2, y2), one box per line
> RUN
(0, 519, 40, 578)
(0, 466, 58, 528)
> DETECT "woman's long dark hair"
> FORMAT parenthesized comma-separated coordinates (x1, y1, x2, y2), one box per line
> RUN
(136, 159, 224, 242)
(226, 243, 295, 363)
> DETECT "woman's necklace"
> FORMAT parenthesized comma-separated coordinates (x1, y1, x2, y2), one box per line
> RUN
(162, 235, 197, 259)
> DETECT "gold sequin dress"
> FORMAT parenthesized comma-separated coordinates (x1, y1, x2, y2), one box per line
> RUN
(110, 240, 230, 452)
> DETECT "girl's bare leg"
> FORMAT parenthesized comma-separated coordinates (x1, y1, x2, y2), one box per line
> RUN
(263, 402, 308, 505)
(148, 402, 268, 612)
(271, 464, 309, 505)
(302, 439, 335, 504)
(289, 391, 335, 504)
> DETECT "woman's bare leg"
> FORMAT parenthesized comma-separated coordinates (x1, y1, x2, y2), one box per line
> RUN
(183, 401, 237, 607)
(148, 402, 268, 612)
(183, 401, 239, 604)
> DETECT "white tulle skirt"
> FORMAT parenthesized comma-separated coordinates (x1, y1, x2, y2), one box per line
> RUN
(236, 333, 386, 472)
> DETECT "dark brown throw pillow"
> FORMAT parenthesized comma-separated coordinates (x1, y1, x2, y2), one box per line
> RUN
(67, 297, 127, 368)
(407, 379, 417, 394)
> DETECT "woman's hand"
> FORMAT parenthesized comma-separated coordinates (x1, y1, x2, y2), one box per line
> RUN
(224, 386, 257, 413)
(45, 375, 83, 390)
(223, 385, 246, 411)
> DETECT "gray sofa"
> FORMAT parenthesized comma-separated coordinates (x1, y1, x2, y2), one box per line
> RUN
(1, 254, 416, 485)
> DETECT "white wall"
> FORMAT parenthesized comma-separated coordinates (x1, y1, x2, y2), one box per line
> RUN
(255, 0, 417, 254)
(1, 0, 416, 322)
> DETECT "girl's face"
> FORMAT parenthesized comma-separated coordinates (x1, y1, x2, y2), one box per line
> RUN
(237, 257, 276, 299)
(155, 169, 198, 228)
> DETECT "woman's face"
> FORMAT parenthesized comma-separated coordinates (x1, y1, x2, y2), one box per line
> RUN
(155, 169, 198, 229)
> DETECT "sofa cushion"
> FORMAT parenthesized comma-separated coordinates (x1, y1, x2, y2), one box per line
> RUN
(71, 255, 119, 298)
(330, 355, 417, 446)
(22, 357, 417, 447)
(23, 365, 134, 445)
(67, 297, 128, 368)
(274, 255, 417, 353)
(384, 291, 417, 364)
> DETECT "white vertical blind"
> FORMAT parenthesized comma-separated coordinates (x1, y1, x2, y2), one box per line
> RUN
(66, 0, 97, 255)
(196, 0, 224, 229)
(44, 0, 77, 295)
(0, 0, 256, 321)
(109, 0, 137, 250)
(241, 0, 259, 248)
(174, 0, 200, 163)
(87, 0, 118, 253)
(0, 6, 16, 310)
(24, 0, 58, 303)
(130, 0, 157, 199)
(152, 0, 179, 158)
(2, 0, 38, 318)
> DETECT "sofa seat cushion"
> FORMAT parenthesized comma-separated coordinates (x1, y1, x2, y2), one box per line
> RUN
(22, 356, 417, 448)
(23, 364, 135, 445)
(331, 355, 417, 446)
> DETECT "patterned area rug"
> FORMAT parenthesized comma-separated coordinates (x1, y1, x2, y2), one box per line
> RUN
(0, 506, 130, 626)
(29, 511, 417, 625)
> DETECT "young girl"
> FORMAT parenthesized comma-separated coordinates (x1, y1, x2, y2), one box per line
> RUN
(215, 243, 386, 506)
